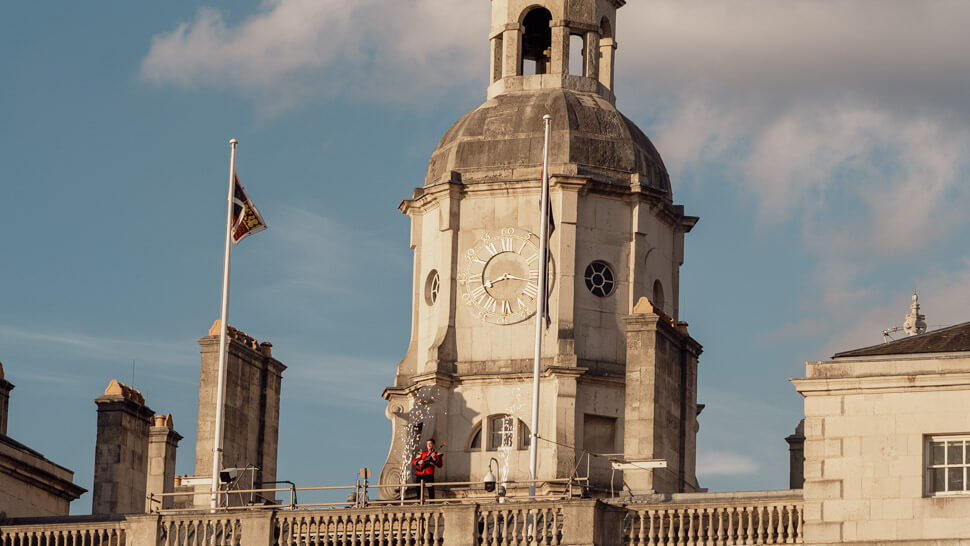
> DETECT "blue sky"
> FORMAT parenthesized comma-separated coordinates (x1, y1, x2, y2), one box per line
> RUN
(2, 1, 969, 513)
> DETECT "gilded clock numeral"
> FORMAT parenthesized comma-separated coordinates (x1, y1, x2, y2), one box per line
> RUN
(460, 228, 544, 324)
(523, 282, 539, 298)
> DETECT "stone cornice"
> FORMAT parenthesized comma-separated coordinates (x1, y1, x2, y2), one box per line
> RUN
(791, 372, 970, 396)
(0, 443, 87, 502)
(383, 366, 596, 398)
(400, 176, 692, 230)
(197, 336, 287, 374)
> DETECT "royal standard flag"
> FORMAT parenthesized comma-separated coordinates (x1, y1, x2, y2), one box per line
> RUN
(231, 175, 267, 245)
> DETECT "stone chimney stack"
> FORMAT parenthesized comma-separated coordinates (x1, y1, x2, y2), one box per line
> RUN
(146, 413, 182, 511)
(195, 321, 285, 498)
(0, 362, 13, 436)
(93, 380, 154, 514)
(622, 298, 703, 494)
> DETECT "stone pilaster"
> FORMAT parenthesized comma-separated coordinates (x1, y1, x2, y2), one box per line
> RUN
(0, 362, 13, 436)
(622, 298, 702, 494)
(550, 22, 570, 75)
(598, 38, 616, 90)
(93, 380, 154, 515)
(146, 414, 182, 511)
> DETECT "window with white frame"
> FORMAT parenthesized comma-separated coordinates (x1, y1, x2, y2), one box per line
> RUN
(465, 415, 530, 452)
(489, 415, 515, 450)
(926, 435, 970, 495)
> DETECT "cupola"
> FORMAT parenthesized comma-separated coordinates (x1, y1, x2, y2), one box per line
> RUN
(488, 0, 624, 103)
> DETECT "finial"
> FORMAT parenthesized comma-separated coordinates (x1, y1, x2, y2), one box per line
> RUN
(903, 290, 927, 336)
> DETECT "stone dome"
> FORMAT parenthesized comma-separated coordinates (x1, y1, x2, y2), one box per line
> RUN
(424, 88, 671, 197)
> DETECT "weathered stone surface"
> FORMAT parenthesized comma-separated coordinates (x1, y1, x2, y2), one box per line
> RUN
(793, 349, 970, 543)
(145, 421, 181, 510)
(194, 326, 286, 505)
(92, 381, 154, 515)
(0, 433, 86, 518)
(426, 89, 671, 193)
(380, 0, 699, 502)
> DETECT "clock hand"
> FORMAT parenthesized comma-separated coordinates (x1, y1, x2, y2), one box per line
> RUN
(486, 273, 510, 286)
(504, 274, 531, 282)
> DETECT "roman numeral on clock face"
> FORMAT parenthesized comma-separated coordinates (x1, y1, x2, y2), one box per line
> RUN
(471, 285, 487, 301)
(522, 282, 539, 298)
(501, 238, 513, 252)
(501, 300, 512, 314)
(484, 242, 498, 256)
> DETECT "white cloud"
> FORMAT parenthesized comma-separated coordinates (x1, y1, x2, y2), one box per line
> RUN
(610, 1, 970, 352)
(141, 0, 489, 111)
(142, 0, 970, 359)
(697, 450, 759, 477)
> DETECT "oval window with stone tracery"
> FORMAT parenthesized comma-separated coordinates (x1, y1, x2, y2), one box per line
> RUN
(425, 270, 440, 306)
(584, 261, 615, 297)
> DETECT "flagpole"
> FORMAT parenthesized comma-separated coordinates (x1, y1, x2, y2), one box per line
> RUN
(210, 138, 237, 509)
(529, 115, 552, 499)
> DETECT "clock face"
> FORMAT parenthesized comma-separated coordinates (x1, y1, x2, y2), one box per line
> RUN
(459, 228, 541, 324)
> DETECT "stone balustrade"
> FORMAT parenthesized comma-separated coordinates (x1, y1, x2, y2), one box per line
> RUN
(0, 519, 126, 546)
(621, 496, 804, 545)
(0, 492, 803, 546)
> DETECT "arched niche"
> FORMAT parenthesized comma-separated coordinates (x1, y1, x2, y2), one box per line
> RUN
(521, 7, 553, 75)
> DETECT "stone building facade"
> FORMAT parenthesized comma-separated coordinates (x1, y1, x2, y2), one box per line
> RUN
(793, 320, 970, 544)
(0, 363, 86, 518)
(380, 0, 702, 498)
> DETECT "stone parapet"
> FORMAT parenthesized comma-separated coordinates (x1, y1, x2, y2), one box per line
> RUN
(0, 493, 806, 545)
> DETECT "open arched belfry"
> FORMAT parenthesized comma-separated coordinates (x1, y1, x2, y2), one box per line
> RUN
(380, 0, 703, 498)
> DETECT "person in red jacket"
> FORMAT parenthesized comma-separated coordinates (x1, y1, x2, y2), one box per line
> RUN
(411, 438, 444, 500)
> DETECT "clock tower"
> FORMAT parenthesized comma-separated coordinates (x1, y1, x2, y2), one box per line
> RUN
(380, 0, 703, 497)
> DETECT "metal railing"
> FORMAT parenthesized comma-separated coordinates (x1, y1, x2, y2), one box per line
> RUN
(147, 478, 585, 513)
(1, 490, 804, 546)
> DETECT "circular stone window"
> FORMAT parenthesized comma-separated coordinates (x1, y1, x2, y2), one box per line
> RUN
(425, 270, 440, 306)
(584, 261, 615, 297)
